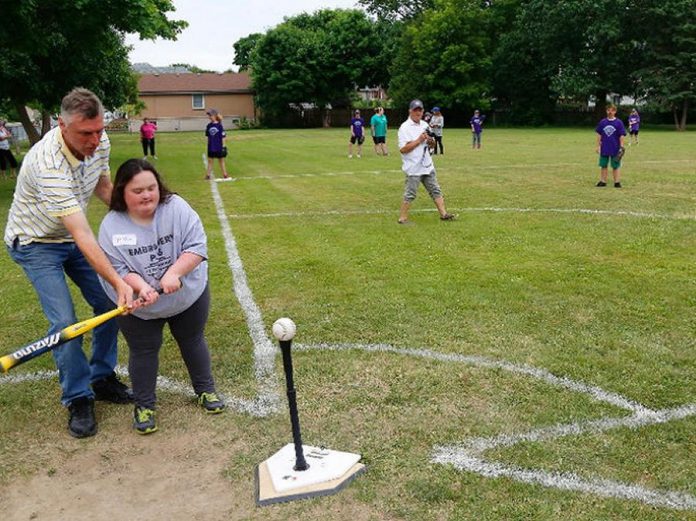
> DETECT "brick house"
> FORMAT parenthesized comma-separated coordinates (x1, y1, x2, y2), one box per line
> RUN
(132, 72, 255, 132)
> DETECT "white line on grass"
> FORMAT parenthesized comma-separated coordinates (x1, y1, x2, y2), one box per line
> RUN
(207, 175, 281, 416)
(432, 404, 696, 511)
(228, 206, 695, 222)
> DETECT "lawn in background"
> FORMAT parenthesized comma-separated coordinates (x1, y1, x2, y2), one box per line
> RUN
(0, 127, 694, 520)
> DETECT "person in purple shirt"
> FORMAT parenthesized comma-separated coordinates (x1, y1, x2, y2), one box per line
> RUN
(627, 108, 640, 146)
(204, 109, 229, 180)
(470, 110, 486, 149)
(595, 104, 626, 188)
(348, 109, 365, 158)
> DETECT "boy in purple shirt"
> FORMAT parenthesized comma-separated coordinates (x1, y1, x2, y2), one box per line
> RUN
(595, 104, 626, 188)
(349, 110, 365, 158)
(470, 110, 485, 149)
(627, 108, 640, 145)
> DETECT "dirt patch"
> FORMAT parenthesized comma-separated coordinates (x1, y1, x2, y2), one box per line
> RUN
(2, 424, 252, 521)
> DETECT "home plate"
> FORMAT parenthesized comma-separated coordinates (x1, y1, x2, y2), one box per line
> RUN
(214, 177, 235, 182)
(255, 444, 366, 506)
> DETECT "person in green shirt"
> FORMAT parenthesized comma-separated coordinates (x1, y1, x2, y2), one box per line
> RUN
(370, 106, 388, 156)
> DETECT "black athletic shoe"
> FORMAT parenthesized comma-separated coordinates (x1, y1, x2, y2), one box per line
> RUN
(92, 372, 134, 403)
(133, 406, 158, 435)
(198, 392, 226, 414)
(596, 181, 607, 187)
(68, 397, 97, 438)
(614, 182, 622, 188)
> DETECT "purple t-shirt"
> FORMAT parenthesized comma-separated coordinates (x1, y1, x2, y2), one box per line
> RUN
(470, 115, 485, 133)
(351, 117, 365, 138)
(205, 121, 226, 153)
(595, 118, 626, 157)
(628, 113, 640, 132)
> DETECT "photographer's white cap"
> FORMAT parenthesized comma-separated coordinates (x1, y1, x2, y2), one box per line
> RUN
(409, 99, 424, 110)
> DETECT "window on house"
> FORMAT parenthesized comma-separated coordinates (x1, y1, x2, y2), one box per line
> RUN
(192, 94, 205, 109)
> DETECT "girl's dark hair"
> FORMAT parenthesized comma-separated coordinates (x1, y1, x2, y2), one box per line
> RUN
(110, 158, 173, 212)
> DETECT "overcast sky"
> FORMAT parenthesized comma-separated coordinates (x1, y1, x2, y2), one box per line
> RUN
(125, 0, 362, 72)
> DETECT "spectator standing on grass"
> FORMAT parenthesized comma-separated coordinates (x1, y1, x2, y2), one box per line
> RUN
(0, 119, 18, 179)
(139, 118, 158, 160)
(205, 109, 229, 180)
(470, 109, 485, 149)
(429, 107, 444, 155)
(595, 103, 626, 188)
(99, 158, 225, 435)
(397, 99, 456, 225)
(4, 88, 135, 439)
(627, 108, 640, 145)
(370, 106, 388, 156)
(349, 109, 365, 158)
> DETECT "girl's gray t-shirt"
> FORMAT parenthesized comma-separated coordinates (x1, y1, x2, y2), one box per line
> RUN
(98, 194, 208, 319)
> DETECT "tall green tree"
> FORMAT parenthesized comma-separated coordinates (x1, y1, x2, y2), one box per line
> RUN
(388, 0, 494, 111)
(0, 0, 186, 143)
(248, 9, 387, 125)
(232, 33, 263, 71)
(631, 0, 696, 130)
(358, 0, 435, 20)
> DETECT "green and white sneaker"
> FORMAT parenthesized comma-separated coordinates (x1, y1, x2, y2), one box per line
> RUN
(133, 406, 158, 435)
(198, 392, 226, 414)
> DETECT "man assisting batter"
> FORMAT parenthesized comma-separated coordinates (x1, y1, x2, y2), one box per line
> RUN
(4, 88, 135, 438)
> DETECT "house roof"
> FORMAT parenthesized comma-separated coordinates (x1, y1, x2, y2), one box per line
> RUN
(138, 72, 253, 95)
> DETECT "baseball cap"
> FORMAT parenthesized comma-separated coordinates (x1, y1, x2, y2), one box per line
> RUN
(206, 108, 218, 116)
(409, 99, 424, 110)
(432, 106, 440, 112)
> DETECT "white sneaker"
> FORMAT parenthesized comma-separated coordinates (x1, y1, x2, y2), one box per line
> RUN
(153, 155, 158, 160)
(357, 154, 361, 158)
(348, 154, 352, 159)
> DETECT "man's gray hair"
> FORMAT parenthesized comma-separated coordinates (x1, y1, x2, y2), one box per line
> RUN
(60, 88, 104, 122)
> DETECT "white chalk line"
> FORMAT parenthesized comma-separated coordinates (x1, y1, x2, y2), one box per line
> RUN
(207, 174, 281, 415)
(210, 158, 696, 184)
(292, 342, 696, 511)
(432, 404, 696, 511)
(227, 206, 695, 222)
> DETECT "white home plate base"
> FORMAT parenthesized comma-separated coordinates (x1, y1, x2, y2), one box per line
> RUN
(214, 177, 235, 182)
(255, 444, 366, 506)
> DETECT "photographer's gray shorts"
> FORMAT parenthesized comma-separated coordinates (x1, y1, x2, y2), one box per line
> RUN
(403, 170, 442, 202)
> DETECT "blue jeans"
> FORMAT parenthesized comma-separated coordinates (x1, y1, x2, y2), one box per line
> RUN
(8, 241, 119, 405)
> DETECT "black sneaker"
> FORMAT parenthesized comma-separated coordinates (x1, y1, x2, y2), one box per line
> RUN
(614, 182, 622, 188)
(68, 397, 97, 438)
(133, 406, 158, 435)
(596, 181, 607, 187)
(92, 372, 134, 403)
(198, 392, 226, 414)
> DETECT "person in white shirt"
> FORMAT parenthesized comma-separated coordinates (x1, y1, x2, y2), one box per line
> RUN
(397, 99, 455, 225)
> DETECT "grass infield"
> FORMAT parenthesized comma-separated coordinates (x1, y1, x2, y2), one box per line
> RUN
(0, 127, 694, 520)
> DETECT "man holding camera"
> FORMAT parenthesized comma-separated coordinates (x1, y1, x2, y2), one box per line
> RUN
(397, 99, 456, 225)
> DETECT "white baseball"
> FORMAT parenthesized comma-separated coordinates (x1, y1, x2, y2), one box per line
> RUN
(272, 317, 296, 341)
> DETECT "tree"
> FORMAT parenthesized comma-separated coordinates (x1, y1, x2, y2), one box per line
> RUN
(388, 0, 495, 111)
(631, 0, 696, 130)
(0, 0, 186, 143)
(497, 0, 642, 121)
(358, 0, 435, 20)
(247, 9, 387, 125)
(233, 33, 263, 71)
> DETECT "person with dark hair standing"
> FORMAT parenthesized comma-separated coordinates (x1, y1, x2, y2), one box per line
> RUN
(4, 88, 134, 438)
(139, 118, 158, 160)
(627, 108, 640, 146)
(470, 109, 485, 149)
(98, 158, 225, 434)
(0, 119, 18, 179)
(204, 109, 229, 180)
(429, 107, 444, 155)
(349, 109, 365, 158)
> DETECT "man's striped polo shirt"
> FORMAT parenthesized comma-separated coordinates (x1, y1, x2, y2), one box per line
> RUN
(4, 126, 110, 246)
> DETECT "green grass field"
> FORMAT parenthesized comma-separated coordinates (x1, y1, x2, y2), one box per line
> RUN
(0, 127, 694, 520)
